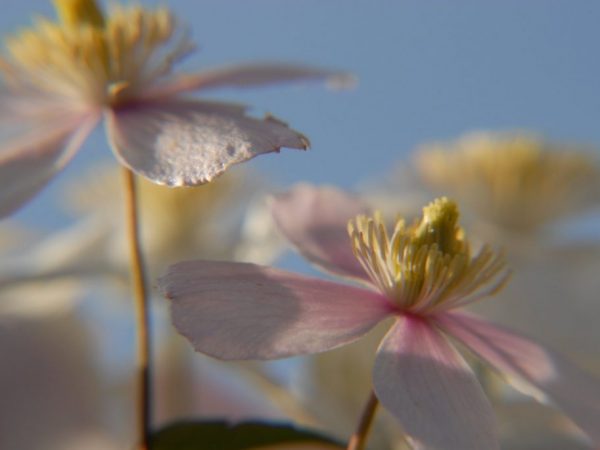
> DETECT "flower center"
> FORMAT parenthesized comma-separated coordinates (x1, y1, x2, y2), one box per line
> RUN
(54, 0, 105, 28)
(348, 197, 509, 314)
(2, 0, 194, 106)
(415, 133, 600, 232)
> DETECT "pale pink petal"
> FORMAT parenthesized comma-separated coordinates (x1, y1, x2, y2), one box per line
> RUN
(0, 114, 98, 218)
(373, 317, 498, 450)
(0, 91, 63, 124)
(106, 99, 308, 186)
(437, 312, 600, 444)
(148, 62, 356, 98)
(271, 184, 371, 283)
(160, 260, 392, 360)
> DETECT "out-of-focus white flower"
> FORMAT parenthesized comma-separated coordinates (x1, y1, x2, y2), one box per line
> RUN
(413, 133, 600, 235)
(493, 400, 592, 450)
(0, 0, 353, 218)
(0, 286, 298, 450)
(403, 133, 600, 368)
(0, 279, 83, 317)
(0, 307, 119, 450)
(0, 165, 293, 447)
(0, 164, 283, 293)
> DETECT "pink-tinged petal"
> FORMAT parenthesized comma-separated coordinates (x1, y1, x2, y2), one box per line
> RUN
(148, 62, 356, 98)
(0, 216, 115, 289)
(106, 99, 308, 186)
(160, 260, 392, 360)
(436, 312, 600, 444)
(0, 114, 98, 218)
(271, 184, 371, 283)
(373, 317, 498, 450)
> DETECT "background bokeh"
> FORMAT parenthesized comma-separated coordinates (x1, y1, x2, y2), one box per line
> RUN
(1, 2, 599, 448)
(2, 0, 599, 239)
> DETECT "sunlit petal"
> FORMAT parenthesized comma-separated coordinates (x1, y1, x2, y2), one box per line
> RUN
(437, 312, 600, 444)
(0, 114, 98, 218)
(373, 317, 498, 450)
(106, 99, 308, 186)
(160, 260, 392, 360)
(149, 62, 356, 98)
(271, 184, 371, 283)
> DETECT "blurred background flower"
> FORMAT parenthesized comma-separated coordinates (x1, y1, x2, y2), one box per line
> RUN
(1, 164, 282, 288)
(0, 164, 296, 449)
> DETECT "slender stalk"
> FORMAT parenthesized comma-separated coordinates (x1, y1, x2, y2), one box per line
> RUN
(237, 362, 321, 427)
(347, 390, 379, 450)
(122, 167, 151, 450)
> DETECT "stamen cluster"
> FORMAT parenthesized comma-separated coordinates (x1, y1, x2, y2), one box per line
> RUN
(348, 197, 508, 314)
(415, 134, 600, 231)
(2, 0, 193, 105)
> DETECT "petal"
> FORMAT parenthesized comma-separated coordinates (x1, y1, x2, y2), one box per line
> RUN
(106, 99, 309, 186)
(436, 312, 600, 444)
(148, 62, 356, 98)
(0, 114, 98, 218)
(0, 216, 115, 289)
(160, 260, 392, 360)
(373, 317, 498, 450)
(271, 184, 371, 283)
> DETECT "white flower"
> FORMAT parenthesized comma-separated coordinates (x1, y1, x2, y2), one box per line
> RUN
(0, 0, 352, 218)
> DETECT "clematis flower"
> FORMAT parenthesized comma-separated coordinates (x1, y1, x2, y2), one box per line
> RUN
(412, 134, 600, 373)
(161, 184, 600, 450)
(412, 132, 600, 240)
(0, 0, 352, 218)
(364, 132, 600, 369)
(295, 135, 600, 447)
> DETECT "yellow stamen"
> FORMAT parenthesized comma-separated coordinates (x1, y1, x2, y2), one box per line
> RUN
(348, 197, 508, 313)
(53, 0, 105, 28)
(412, 197, 466, 256)
(415, 133, 600, 232)
(2, 3, 193, 106)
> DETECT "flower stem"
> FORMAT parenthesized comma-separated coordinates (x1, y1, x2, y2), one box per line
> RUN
(122, 167, 152, 450)
(347, 390, 379, 450)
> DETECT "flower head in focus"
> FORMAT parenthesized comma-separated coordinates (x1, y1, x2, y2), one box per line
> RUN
(414, 132, 600, 235)
(161, 184, 600, 450)
(0, 0, 352, 218)
(394, 132, 600, 374)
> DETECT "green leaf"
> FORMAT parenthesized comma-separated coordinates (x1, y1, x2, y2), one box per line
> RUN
(151, 420, 343, 450)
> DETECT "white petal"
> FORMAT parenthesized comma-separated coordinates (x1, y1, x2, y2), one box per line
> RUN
(271, 184, 371, 283)
(437, 312, 600, 445)
(160, 260, 392, 360)
(373, 317, 498, 450)
(106, 99, 308, 186)
(0, 114, 98, 218)
(149, 62, 356, 98)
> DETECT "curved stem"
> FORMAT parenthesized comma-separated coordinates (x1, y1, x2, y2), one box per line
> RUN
(122, 168, 152, 450)
(347, 390, 379, 450)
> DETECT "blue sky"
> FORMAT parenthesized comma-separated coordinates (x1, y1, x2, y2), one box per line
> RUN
(2, 0, 599, 233)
